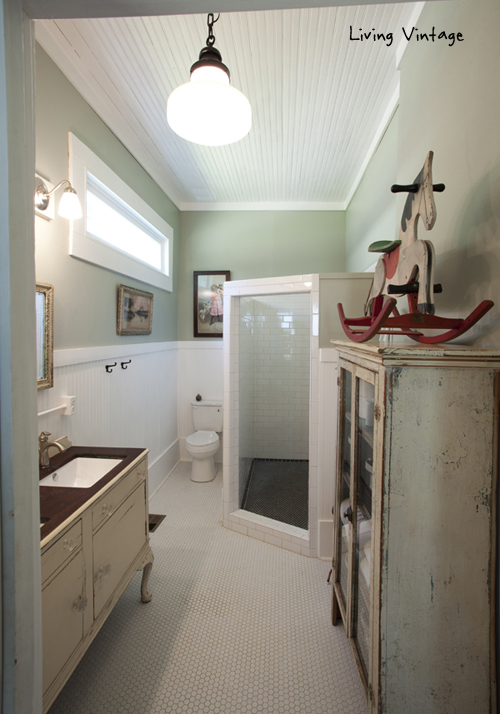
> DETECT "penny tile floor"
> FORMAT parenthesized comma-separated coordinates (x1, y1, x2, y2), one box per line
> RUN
(48, 461, 366, 714)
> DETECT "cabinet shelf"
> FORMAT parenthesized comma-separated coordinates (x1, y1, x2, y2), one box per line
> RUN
(345, 411, 374, 446)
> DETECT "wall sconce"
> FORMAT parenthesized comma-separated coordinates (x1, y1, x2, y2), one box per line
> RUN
(34, 176, 82, 220)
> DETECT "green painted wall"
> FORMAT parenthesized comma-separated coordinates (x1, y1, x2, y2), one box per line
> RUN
(178, 210, 346, 341)
(35, 44, 180, 349)
(345, 110, 398, 272)
(395, 0, 500, 347)
(345, 0, 500, 347)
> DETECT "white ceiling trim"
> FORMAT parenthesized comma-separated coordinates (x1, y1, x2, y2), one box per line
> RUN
(396, 1, 426, 68)
(25, 0, 428, 20)
(35, 5, 422, 211)
(35, 20, 185, 209)
(344, 84, 399, 210)
(179, 201, 346, 212)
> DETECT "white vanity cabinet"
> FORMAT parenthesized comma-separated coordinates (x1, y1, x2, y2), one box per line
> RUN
(42, 522, 85, 692)
(41, 451, 153, 713)
(331, 342, 499, 714)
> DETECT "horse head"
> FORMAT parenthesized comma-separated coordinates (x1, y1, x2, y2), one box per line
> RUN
(400, 151, 437, 241)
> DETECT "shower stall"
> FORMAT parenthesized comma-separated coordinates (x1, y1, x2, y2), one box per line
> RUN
(222, 274, 319, 557)
(238, 293, 310, 529)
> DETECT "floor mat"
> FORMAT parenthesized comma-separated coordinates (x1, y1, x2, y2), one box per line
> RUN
(241, 458, 309, 529)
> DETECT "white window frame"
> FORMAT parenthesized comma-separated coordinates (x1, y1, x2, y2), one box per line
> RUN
(68, 133, 173, 291)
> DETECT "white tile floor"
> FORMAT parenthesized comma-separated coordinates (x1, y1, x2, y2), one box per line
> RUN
(48, 462, 367, 714)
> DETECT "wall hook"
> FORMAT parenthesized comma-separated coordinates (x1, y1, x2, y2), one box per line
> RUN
(105, 363, 117, 373)
(121, 360, 132, 370)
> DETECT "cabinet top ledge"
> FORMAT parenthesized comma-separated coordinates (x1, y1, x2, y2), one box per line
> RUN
(332, 340, 500, 361)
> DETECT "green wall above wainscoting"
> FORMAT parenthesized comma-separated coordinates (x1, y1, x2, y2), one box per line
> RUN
(177, 210, 346, 341)
(345, 110, 398, 273)
(35, 44, 180, 349)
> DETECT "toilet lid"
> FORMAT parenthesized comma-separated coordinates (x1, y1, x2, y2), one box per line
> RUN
(186, 430, 219, 447)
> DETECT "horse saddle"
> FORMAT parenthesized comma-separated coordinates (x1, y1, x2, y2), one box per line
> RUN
(368, 239, 401, 254)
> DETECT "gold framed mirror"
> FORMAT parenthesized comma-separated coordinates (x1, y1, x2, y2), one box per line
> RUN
(36, 282, 54, 390)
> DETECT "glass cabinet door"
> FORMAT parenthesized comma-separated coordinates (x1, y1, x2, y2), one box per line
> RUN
(352, 377, 374, 679)
(333, 362, 376, 693)
(336, 368, 352, 612)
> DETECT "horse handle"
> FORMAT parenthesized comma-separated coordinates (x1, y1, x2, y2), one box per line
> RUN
(391, 183, 445, 194)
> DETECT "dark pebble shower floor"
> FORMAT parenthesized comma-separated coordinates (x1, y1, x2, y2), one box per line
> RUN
(241, 458, 309, 530)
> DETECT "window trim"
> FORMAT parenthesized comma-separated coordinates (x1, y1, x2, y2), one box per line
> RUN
(68, 133, 173, 292)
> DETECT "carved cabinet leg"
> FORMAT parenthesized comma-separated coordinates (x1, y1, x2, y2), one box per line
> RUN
(139, 548, 154, 603)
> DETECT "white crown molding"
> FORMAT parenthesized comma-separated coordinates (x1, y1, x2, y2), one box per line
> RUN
(179, 201, 346, 212)
(27, 0, 427, 21)
(344, 84, 400, 210)
(35, 22, 184, 211)
(396, 2, 426, 69)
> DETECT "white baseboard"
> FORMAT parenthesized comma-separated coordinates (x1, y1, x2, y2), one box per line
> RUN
(148, 439, 180, 498)
(318, 519, 333, 560)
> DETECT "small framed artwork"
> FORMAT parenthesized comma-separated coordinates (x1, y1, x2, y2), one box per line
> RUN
(194, 271, 230, 338)
(117, 284, 153, 335)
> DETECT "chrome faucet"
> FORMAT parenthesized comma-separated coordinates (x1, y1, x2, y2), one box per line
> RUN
(39, 431, 66, 469)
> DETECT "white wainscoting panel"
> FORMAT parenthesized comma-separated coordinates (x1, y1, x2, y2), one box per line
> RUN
(318, 348, 340, 560)
(177, 342, 224, 463)
(37, 342, 179, 497)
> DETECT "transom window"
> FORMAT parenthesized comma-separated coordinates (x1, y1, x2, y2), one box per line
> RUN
(69, 133, 173, 292)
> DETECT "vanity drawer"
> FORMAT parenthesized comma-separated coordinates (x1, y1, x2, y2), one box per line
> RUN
(41, 520, 82, 584)
(92, 459, 147, 532)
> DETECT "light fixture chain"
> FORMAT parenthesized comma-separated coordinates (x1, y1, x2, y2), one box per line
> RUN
(206, 13, 220, 47)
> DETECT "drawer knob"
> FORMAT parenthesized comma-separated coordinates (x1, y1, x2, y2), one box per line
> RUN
(63, 538, 75, 552)
(102, 503, 114, 516)
(137, 469, 145, 479)
(94, 564, 112, 583)
(72, 595, 87, 613)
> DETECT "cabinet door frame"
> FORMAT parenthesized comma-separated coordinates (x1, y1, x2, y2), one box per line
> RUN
(333, 357, 380, 704)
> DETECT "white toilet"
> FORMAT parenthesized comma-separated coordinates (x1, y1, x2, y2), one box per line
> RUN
(186, 400, 223, 482)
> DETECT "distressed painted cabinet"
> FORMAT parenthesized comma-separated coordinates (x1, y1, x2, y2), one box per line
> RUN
(331, 341, 499, 714)
(41, 451, 153, 713)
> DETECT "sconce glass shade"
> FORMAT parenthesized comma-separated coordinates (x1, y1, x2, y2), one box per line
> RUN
(167, 47, 251, 146)
(58, 187, 82, 219)
(34, 179, 82, 220)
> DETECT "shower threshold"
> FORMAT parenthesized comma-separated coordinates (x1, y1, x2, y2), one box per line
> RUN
(241, 458, 309, 530)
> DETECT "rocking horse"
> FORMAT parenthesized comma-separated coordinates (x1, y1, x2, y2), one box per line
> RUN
(338, 151, 494, 344)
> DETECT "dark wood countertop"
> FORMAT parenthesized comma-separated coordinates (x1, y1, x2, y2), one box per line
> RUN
(40, 445, 147, 543)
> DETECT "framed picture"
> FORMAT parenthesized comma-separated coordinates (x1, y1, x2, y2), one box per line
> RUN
(194, 271, 230, 338)
(117, 284, 153, 335)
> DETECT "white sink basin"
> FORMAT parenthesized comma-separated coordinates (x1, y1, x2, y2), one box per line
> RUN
(39, 457, 123, 488)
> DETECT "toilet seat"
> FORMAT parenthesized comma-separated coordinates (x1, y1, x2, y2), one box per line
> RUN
(186, 430, 219, 456)
(186, 430, 218, 447)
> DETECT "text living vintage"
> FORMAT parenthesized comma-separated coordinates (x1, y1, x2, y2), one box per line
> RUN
(349, 26, 464, 48)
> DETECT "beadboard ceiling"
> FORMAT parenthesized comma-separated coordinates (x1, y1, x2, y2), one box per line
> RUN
(35, 3, 422, 210)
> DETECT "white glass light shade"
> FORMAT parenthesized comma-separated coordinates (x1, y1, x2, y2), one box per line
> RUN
(167, 68, 251, 147)
(58, 188, 82, 219)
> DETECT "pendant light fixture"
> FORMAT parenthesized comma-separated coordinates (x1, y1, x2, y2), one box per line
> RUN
(167, 13, 251, 147)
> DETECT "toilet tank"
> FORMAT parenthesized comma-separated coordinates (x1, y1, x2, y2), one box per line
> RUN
(191, 400, 223, 431)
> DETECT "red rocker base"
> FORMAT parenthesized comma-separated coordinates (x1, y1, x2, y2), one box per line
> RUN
(338, 292, 494, 344)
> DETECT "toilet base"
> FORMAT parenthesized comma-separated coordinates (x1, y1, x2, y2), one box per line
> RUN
(190, 456, 217, 483)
